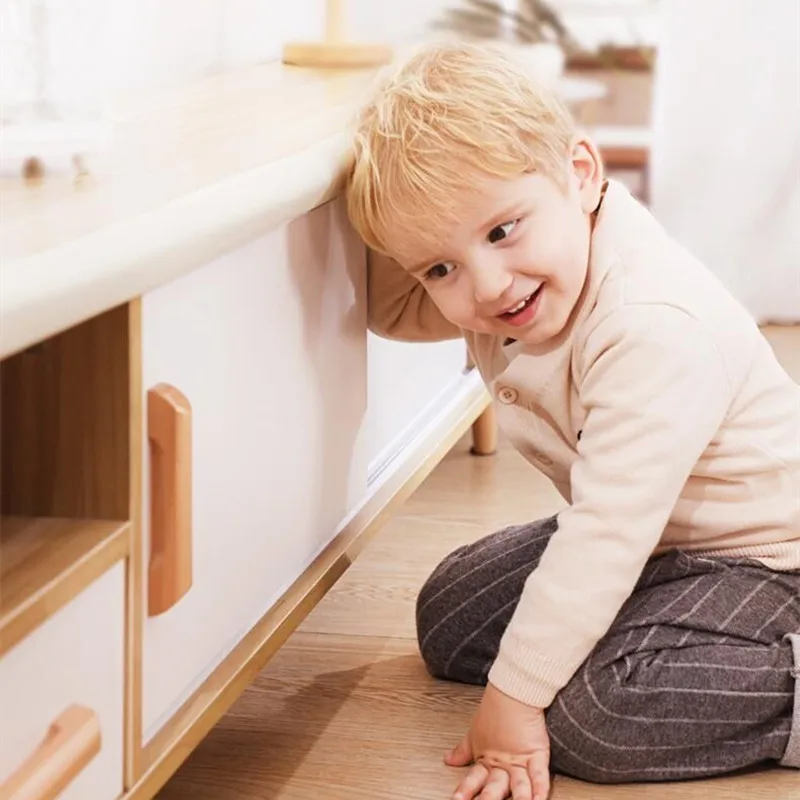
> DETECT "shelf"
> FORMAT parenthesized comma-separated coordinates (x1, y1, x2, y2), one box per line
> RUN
(0, 516, 130, 657)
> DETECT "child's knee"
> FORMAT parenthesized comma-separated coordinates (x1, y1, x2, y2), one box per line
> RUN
(415, 612, 488, 685)
(414, 553, 463, 673)
(416, 577, 473, 680)
(414, 552, 496, 685)
(414, 518, 559, 684)
(415, 547, 464, 628)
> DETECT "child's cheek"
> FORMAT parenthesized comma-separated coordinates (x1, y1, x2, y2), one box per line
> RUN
(432, 289, 473, 328)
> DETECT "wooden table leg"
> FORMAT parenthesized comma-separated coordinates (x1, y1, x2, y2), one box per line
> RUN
(470, 403, 497, 456)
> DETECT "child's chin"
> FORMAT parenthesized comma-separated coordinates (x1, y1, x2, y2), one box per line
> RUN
(510, 317, 567, 345)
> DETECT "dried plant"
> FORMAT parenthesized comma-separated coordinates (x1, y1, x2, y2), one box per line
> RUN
(432, 0, 582, 56)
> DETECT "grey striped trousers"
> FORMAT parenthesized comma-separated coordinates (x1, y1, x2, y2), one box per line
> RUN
(416, 516, 800, 783)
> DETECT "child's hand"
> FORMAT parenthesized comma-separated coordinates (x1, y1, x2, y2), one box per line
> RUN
(445, 682, 551, 800)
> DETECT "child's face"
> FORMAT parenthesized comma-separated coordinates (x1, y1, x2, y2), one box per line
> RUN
(386, 139, 602, 345)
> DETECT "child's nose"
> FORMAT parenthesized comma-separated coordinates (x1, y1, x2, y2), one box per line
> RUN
(471, 263, 513, 307)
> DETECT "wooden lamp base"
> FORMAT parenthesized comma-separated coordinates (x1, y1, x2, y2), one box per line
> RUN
(282, 41, 393, 69)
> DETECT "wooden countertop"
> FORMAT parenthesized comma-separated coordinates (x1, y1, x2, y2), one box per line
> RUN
(0, 61, 377, 359)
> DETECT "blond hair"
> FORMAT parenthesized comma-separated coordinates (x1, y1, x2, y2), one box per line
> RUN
(345, 40, 576, 255)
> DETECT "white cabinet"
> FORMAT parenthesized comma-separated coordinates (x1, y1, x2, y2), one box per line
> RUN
(139, 199, 369, 739)
(0, 564, 125, 800)
(365, 335, 468, 477)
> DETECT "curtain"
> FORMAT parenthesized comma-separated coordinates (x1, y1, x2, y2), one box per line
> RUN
(649, 0, 800, 324)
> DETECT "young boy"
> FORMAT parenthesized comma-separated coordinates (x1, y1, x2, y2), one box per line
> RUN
(344, 41, 800, 800)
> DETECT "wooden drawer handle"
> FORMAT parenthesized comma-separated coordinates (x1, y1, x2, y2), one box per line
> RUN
(0, 705, 101, 800)
(147, 383, 193, 617)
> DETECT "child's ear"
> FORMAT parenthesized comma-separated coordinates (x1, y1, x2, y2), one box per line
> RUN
(569, 135, 604, 214)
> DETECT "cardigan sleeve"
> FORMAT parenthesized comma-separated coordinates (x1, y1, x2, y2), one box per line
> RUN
(366, 249, 462, 342)
(488, 303, 733, 707)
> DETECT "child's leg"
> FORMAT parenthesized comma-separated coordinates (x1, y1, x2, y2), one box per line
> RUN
(416, 515, 558, 685)
(547, 551, 798, 782)
(416, 523, 800, 782)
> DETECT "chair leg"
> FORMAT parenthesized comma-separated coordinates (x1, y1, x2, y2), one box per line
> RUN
(470, 403, 497, 456)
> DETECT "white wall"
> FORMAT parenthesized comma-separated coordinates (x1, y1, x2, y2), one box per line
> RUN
(1, 0, 323, 105)
(347, 0, 464, 45)
(108, 0, 327, 92)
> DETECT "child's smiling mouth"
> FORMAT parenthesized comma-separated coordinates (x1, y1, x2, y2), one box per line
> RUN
(498, 283, 545, 326)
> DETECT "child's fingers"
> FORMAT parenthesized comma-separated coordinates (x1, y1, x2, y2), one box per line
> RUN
(445, 735, 473, 767)
(528, 750, 551, 800)
(470, 767, 508, 800)
(509, 765, 533, 800)
(451, 763, 489, 800)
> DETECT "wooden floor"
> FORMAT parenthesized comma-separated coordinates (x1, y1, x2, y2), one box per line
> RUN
(157, 326, 800, 800)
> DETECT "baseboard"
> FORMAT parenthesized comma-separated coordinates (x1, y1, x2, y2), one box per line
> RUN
(125, 372, 489, 800)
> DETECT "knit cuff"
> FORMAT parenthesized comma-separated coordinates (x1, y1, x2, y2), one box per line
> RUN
(487, 642, 583, 708)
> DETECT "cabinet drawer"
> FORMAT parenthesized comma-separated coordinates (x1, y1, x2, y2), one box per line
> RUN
(0, 563, 125, 800)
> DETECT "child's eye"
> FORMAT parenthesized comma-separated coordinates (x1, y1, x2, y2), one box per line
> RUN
(488, 220, 518, 243)
(426, 262, 456, 280)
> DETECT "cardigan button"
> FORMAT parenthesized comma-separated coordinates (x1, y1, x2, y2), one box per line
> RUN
(497, 386, 518, 404)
